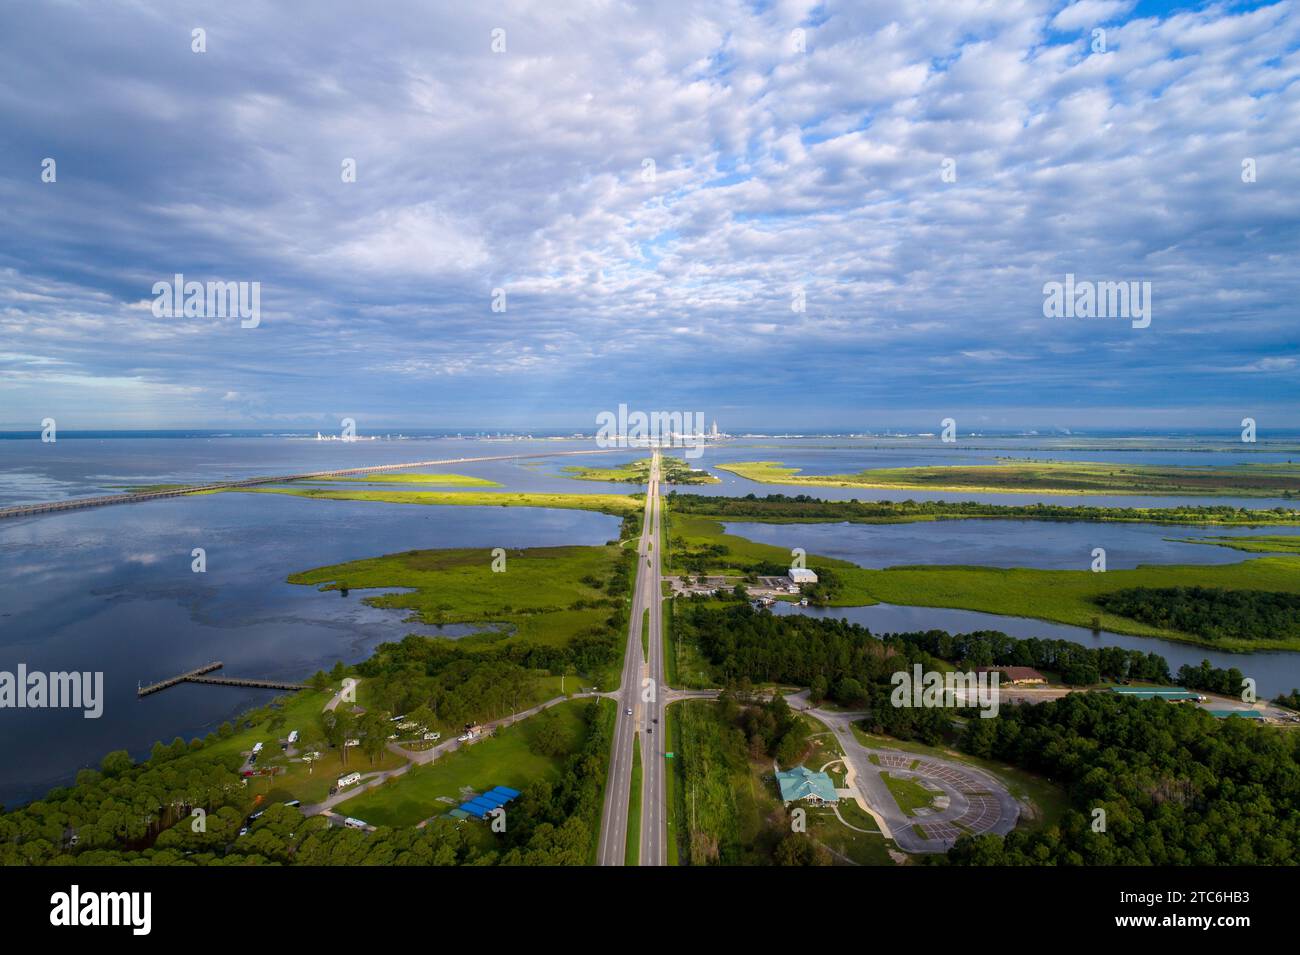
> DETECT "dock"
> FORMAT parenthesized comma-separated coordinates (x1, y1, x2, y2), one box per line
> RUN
(137, 661, 224, 697)
(138, 661, 307, 697)
(186, 675, 308, 691)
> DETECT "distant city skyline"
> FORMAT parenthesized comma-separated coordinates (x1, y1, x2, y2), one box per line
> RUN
(2, 0, 1297, 430)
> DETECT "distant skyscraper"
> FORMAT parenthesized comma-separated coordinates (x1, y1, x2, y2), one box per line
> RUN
(711, 419, 719, 438)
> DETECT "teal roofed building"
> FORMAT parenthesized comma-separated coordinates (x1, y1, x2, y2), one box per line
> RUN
(776, 766, 838, 805)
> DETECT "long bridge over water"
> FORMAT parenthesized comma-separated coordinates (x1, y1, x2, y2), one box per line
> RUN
(0, 448, 617, 521)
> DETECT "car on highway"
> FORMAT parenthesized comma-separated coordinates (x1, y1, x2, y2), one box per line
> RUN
(625, 707, 632, 716)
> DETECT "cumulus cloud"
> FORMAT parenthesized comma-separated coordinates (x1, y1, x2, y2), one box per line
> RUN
(0, 0, 1295, 429)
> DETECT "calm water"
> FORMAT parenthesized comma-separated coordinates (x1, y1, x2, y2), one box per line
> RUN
(724, 519, 1300, 570)
(0, 488, 618, 806)
(770, 602, 1300, 698)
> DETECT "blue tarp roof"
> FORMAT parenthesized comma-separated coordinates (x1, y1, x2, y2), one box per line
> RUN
(456, 786, 523, 819)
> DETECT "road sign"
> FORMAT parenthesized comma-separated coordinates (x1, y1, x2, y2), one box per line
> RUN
(665, 752, 674, 758)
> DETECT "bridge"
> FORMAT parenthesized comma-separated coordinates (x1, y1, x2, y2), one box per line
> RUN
(0, 448, 616, 521)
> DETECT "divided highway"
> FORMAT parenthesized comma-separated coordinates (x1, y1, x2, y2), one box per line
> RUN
(596, 451, 666, 865)
(639, 454, 667, 866)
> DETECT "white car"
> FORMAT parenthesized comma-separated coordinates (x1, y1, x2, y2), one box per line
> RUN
(457, 734, 470, 742)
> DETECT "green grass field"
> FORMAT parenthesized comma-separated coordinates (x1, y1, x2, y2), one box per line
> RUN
(664, 703, 681, 866)
(196, 686, 408, 806)
(342, 699, 598, 827)
(837, 556, 1300, 651)
(234, 485, 641, 514)
(881, 772, 938, 816)
(288, 544, 626, 650)
(715, 459, 1300, 498)
(564, 456, 719, 485)
(1172, 534, 1300, 554)
(626, 735, 642, 865)
(299, 472, 501, 487)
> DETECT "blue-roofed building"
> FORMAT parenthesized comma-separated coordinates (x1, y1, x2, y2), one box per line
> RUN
(775, 766, 838, 806)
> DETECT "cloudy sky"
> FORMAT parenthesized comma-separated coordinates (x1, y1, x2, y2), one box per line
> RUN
(0, 0, 1296, 432)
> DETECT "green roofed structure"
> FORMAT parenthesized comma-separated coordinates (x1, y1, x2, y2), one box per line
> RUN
(1110, 687, 1202, 702)
(775, 766, 839, 806)
(1206, 709, 1264, 720)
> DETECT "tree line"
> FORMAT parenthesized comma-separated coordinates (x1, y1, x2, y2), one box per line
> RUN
(948, 692, 1300, 865)
(666, 491, 1300, 526)
(1095, 586, 1300, 643)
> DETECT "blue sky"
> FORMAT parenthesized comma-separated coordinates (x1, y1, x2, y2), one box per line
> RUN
(0, 0, 1297, 432)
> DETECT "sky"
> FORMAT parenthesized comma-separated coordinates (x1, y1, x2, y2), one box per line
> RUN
(0, 0, 1297, 433)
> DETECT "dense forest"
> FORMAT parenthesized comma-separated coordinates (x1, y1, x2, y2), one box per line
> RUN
(0, 699, 612, 866)
(667, 492, 1300, 526)
(674, 601, 1210, 700)
(673, 601, 1257, 748)
(1095, 586, 1300, 643)
(948, 692, 1300, 864)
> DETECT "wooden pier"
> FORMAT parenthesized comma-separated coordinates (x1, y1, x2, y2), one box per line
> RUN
(138, 661, 306, 697)
(137, 661, 224, 697)
(186, 675, 308, 691)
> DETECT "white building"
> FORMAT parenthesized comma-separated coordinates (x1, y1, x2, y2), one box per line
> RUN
(789, 567, 818, 586)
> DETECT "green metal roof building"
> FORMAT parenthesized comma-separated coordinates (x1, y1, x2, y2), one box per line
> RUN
(1110, 687, 1201, 701)
(1206, 709, 1264, 720)
(776, 766, 839, 805)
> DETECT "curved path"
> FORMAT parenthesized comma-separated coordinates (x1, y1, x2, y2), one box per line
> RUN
(802, 701, 1019, 853)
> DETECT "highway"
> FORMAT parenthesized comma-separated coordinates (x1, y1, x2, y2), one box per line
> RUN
(638, 452, 667, 866)
(0, 448, 616, 521)
(596, 451, 663, 865)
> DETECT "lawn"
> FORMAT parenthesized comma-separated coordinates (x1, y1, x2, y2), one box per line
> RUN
(882, 772, 938, 816)
(714, 459, 1300, 498)
(626, 735, 642, 865)
(341, 699, 596, 828)
(196, 686, 407, 806)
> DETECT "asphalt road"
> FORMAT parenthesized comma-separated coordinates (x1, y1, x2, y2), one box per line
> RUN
(638, 454, 667, 866)
(596, 451, 661, 865)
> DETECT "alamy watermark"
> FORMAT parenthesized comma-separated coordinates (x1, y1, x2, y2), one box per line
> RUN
(891, 664, 1000, 718)
(151, 273, 261, 328)
(596, 404, 707, 459)
(1042, 273, 1151, 329)
(1, 665, 103, 718)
